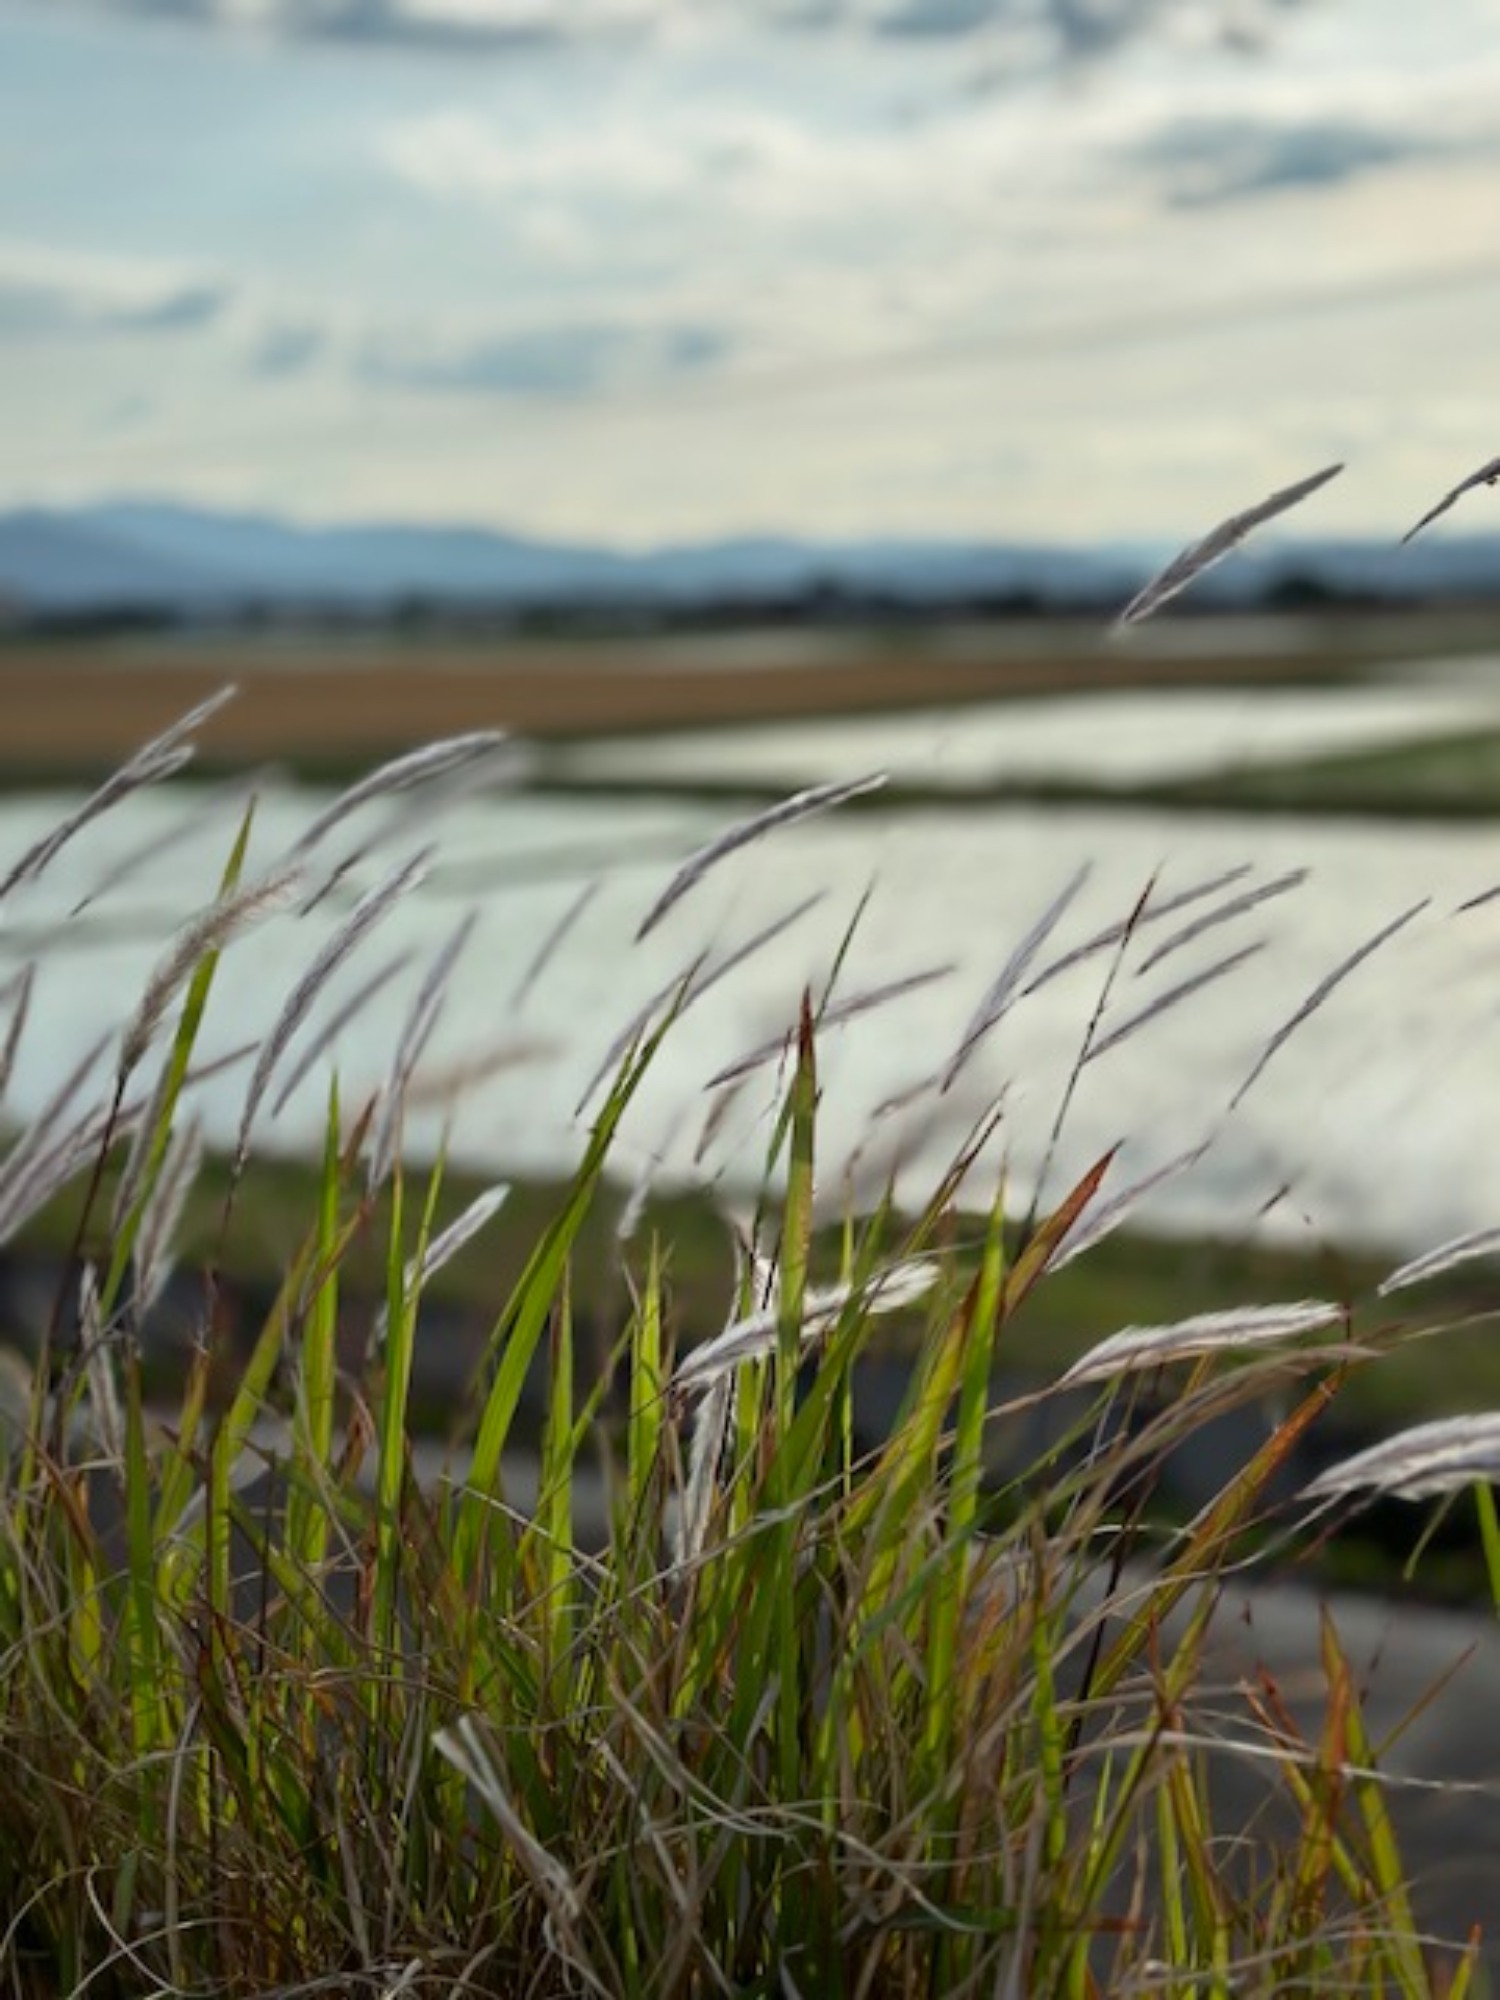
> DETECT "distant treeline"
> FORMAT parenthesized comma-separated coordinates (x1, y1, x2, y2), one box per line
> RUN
(0, 568, 1473, 641)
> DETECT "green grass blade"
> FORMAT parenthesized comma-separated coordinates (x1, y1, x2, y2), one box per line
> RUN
(626, 1243, 664, 1522)
(1322, 1610, 1430, 1995)
(123, 1354, 167, 1761)
(924, 1187, 1004, 1779)
(772, 998, 817, 1814)
(102, 801, 258, 1321)
(287, 1082, 343, 1587)
(1474, 1480, 1500, 1612)
(453, 1023, 665, 1587)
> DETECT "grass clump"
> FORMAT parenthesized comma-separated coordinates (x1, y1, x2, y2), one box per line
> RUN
(0, 703, 1490, 1998)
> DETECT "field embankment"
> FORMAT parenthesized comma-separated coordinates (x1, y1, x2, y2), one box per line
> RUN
(0, 610, 1453, 773)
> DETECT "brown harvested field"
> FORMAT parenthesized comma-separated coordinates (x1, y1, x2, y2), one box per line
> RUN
(0, 614, 1441, 774)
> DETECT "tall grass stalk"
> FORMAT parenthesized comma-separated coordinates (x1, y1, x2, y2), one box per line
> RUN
(0, 712, 1488, 1999)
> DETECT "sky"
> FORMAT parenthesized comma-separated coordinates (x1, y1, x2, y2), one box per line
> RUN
(2, 0, 1499, 547)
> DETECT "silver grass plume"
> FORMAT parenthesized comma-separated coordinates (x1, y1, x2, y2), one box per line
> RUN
(695, 1077, 751, 1168)
(268, 946, 415, 1118)
(635, 774, 885, 941)
(0, 684, 237, 902)
(134, 1117, 204, 1316)
(615, 1148, 663, 1248)
(1230, 899, 1426, 1110)
(1114, 463, 1342, 629)
(511, 880, 601, 1011)
(0, 1117, 122, 1246)
(1083, 942, 1265, 1065)
(0, 1094, 152, 1247)
(576, 890, 825, 1113)
(1379, 1227, 1500, 1297)
(1401, 454, 1500, 545)
(0, 965, 34, 1116)
(943, 864, 1091, 1092)
(706, 964, 954, 1089)
(0, 1045, 247, 1249)
(78, 1265, 124, 1468)
(106, 1034, 253, 1241)
(110, 1051, 180, 1238)
(298, 741, 526, 917)
(1304, 1414, 1500, 1502)
(0, 1033, 113, 1224)
(368, 1183, 509, 1354)
(677, 1372, 736, 1569)
(1134, 869, 1306, 978)
(672, 1259, 938, 1397)
(235, 848, 431, 1168)
(1049, 1141, 1213, 1272)
(400, 1035, 555, 1111)
(289, 731, 509, 858)
(1058, 1300, 1346, 1387)
(118, 861, 304, 1081)
(366, 910, 478, 1193)
(70, 771, 264, 917)
(1022, 863, 1253, 1002)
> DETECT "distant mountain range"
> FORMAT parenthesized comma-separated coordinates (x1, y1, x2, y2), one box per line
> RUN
(0, 498, 1495, 621)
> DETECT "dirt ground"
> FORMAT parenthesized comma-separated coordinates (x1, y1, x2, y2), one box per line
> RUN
(0, 613, 1422, 772)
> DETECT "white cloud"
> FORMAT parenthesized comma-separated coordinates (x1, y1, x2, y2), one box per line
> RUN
(5, 0, 1500, 543)
(40, 0, 1291, 57)
(0, 241, 232, 340)
(373, 23, 1500, 398)
(360, 315, 730, 395)
(376, 90, 1098, 348)
(397, 0, 639, 27)
(383, 109, 692, 207)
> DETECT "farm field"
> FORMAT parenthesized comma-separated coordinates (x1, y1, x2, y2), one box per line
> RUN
(0, 607, 1475, 774)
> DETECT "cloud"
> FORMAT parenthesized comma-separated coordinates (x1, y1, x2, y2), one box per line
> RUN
(0, 252, 231, 342)
(1043, 0, 1174, 58)
(118, 282, 229, 331)
(380, 100, 1045, 237)
(383, 109, 691, 209)
(1137, 115, 1433, 207)
(48, 0, 1287, 63)
(109, 0, 221, 18)
(251, 321, 326, 376)
(70, 0, 623, 47)
(360, 318, 731, 396)
(374, 95, 1128, 375)
(101, 394, 157, 431)
(269, 0, 569, 52)
(876, 0, 998, 36)
(779, 0, 1305, 60)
